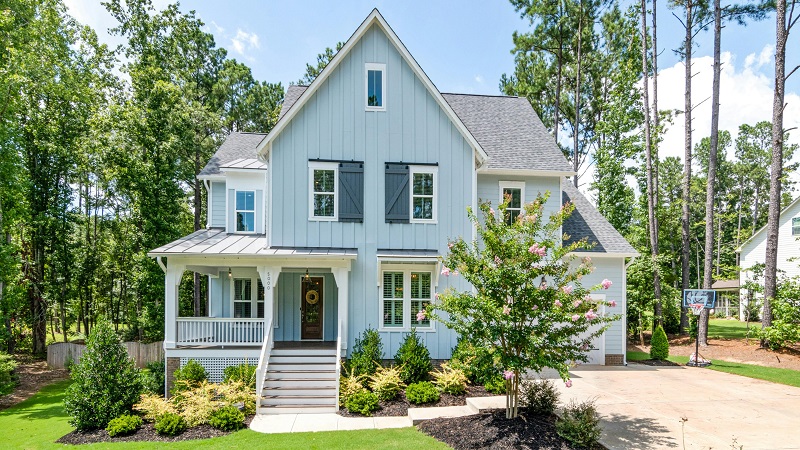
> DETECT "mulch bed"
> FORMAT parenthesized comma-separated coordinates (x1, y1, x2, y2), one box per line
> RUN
(418, 409, 603, 450)
(56, 415, 254, 445)
(629, 359, 682, 367)
(338, 385, 496, 417)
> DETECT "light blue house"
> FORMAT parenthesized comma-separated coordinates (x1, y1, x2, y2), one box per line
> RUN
(149, 9, 637, 414)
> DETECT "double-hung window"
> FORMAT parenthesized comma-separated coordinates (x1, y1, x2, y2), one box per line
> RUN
(793, 217, 800, 236)
(233, 278, 252, 318)
(309, 162, 338, 220)
(365, 63, 385, 110)
(499, 182, 525, 225)
(380, 266, 435, 331)
(235, 191, 255, 232)
(410, 166, 437, 223)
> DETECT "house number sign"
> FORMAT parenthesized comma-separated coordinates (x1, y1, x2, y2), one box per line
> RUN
(264, 273, 271, 290)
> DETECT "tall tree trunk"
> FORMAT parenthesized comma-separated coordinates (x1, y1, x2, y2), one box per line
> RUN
(572, 0, 583, 188)
(555, 7, 564, 145)
(680, 0, 694, 335)
(763, 0, 796, 347)
(700, 0, 722, 347)
(641, 0, 663, 327)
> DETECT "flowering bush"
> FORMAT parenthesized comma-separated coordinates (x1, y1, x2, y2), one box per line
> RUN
(430, 195, 619, 418)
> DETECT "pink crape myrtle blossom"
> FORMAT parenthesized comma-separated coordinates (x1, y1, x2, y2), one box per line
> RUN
(601, 279, 613, 289)
(434, 293, 440, 299)
(584, 309, 598, 320)
(561, 285, 573, 295)
(441, 267, 451, 276)
(489, 208, 496, 216)
(448, 242, 454, 249)
(416, 310, 427, 321)
(539, 283, 548, 290)
(528, 244, 546, 257)
(494, 256, 502, 266)
(503, 305, 511, 315)
(573, 299, 582, 308)
(532, 305, 538, 310)
(565, 379, 572, 388)
(554, 299, 562, 308)
(608, 300, 617, 308)
(503, 370, 514, 380)
(525, 214, 538, 224)
(571, 314, 580, 322)
(453, 270, 459, 276)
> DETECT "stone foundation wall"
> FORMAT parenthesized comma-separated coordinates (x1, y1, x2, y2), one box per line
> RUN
(605, 354, 624, 366)
(165, 357, 180, 397)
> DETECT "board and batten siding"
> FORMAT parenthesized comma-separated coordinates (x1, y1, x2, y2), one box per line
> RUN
(574, 256, 626, 358)
(273, 272, 338, 342)
(476, 175, 561, 216)
(210, 181, 226, 228)
(268, 24, 474, 359)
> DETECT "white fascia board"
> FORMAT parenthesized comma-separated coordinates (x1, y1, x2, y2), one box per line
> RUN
(197, 174, 226, 181)
(220, 168, 267, 174)
(479, 168, 576, 177)
(255, 9, 490, 165)
(567, 251, 640, 258)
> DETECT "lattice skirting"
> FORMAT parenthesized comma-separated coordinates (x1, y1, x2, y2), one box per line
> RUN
(179, 357, 259, 383)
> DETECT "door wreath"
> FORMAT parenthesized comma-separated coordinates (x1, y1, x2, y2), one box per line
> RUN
(305, 289, 319, 305)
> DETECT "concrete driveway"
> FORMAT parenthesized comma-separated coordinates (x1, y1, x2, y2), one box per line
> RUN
(554, 364, 800, 450)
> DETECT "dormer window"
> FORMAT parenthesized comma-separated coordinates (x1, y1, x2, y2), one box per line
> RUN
(793, 217, 800, 235)
(365, 63, 385, 110)
(235, 190, 255, 232)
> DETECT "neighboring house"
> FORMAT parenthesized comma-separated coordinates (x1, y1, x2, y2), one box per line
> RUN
(737, 196, 800, 320)
(148, 9, 637, 414)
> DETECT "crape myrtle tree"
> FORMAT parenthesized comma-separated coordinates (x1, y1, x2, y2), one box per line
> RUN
(427, 194, 618, 419)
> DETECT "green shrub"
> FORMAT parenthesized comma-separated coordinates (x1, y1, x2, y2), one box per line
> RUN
(106, 414, 142, 437)
(171, 359, 208, 396)
(756, 292, 800, 349)
(394, 328, 432, 384)
(368, 365, 405, 401)
(483, 375, 506, 394)
(223, 364, 256, 389)
(345, 391, 380, 416)
(217, 380, 256, 415)
(140, 360, 165, 396)
(405, 381, 440, 404)
(176, 381, 219, 427)
(521, 379, 560, 415)
(348, 328, 383, 379)
(154, 412, 187, 436)
(430, 363, 467, 395)
(339, 367, 368, 407)
(650, 325, 669, 360)
(209, 405, 245, 431)
(556, 399, 602, 447)
(64, 320, 142, 430)
(133, 394, 177, 422)
(0, 351, 18, 396)
(449, 339, 500, 385)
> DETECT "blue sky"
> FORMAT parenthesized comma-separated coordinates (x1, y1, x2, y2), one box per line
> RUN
(66, 0, 799, 179)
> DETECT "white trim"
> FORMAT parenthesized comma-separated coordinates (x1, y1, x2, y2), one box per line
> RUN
(255, 9, 489, 165)
(737, 195, 800, 253)
(229, 268, 261, 319)
(409, 165, 438, 224)
(479, 168, 576, 177)
(365, 63, 386, 111)
(234, 190, 257, 233)
(308, 161, 339, 221)
(204, 180, 212, 229)
(267, 143, 273, 247)
(621, 258, 627, 366)
(378, 263, 436, 333)
(197, 174, 226, 181)
(567, 251, 640, 258)
(499, 181, 525, 223)
(220, 168, 267, 174)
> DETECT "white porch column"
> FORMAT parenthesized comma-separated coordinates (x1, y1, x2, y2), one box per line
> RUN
(332, 268, 350, 352)
(257, 266, 281, 341)
(164, 262, 185, 350)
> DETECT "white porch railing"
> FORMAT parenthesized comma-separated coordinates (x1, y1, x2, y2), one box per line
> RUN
(255, 318, 274, 410)
(176, 317, 265, 346)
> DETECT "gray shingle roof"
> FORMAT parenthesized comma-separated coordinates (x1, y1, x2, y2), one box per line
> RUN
(562, 183, 638, 255)
(278, 86, 571, 173)
(441, 93, 572, 173)
(199, 132, 267, 176)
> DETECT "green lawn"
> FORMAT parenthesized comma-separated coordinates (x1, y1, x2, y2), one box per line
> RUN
(626, 351, 800, 388)
(0, 380, 450, 450)
(707, 319, 759, 340)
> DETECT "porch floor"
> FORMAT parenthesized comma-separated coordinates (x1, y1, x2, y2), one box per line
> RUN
(273, 341, 336, 350)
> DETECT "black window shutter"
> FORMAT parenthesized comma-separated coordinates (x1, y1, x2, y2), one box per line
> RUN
(385, 163, 410, 223)
(339, 162, 364, 222)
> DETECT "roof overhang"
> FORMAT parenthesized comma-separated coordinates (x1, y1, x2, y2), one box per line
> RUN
(256, 9, 489, 166)
(197, 174, 226, 181)
(567, 251, 640, 259)
(479, 168, 576, 177)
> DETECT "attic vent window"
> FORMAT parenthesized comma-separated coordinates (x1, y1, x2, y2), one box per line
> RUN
(365, 63, 385, 110)
(793, 217, 800, 236)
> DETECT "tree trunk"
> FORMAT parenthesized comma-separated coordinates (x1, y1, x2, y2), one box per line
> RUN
(641, 0, 663, 327)
(763, 0, 793, 347)
(572, 0, 583, 188)
(700, 0, 722, 347)
(680, 0, 694, 335)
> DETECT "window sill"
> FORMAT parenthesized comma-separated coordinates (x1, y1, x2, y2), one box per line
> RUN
(309, 216, 338, 222)
(409, 219, 437, 225)
(378, 326, 436, 333)
(365, 106, 386, 112)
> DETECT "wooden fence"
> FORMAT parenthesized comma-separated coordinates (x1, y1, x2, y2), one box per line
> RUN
(47, 341, 164, 369)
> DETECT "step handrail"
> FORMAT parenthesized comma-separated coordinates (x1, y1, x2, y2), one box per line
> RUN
(255, 317, 274, 406)
(335, 318, 343, 411)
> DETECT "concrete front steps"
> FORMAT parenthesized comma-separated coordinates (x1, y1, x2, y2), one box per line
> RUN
(259, 348, 338, 415)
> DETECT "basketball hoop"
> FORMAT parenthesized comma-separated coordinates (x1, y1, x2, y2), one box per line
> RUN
(689, 303, 705, 316)
(687, 303, 711, 367)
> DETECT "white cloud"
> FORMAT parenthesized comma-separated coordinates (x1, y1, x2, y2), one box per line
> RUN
(231, 29, 260, 57)
(655, 46, 800, 165)
(474, 75, 484, 83)
(210, 21, 225, 34)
